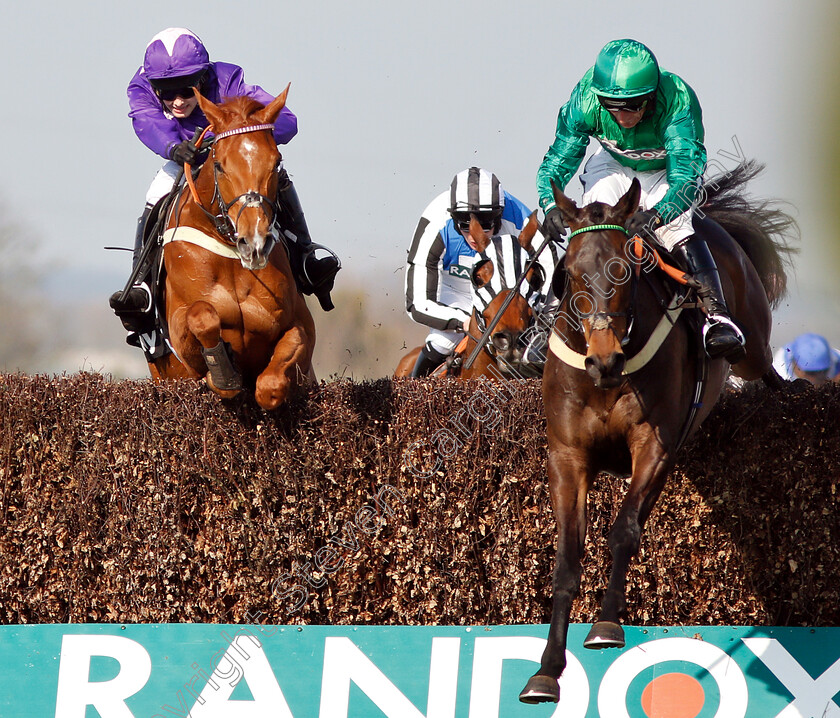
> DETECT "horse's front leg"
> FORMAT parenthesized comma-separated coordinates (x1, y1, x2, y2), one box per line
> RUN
(520, 448, 590, 704)
(184, 300, 243, 399)
(585, 437, 672, 649)
(254, 321, 313, 411)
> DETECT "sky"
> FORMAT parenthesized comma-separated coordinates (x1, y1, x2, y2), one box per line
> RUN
(1, 0, 838, 375)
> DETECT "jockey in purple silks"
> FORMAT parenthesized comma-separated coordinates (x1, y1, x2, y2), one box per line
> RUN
(110, 28, 340, 355)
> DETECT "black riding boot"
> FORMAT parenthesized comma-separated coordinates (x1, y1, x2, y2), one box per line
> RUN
(411, 343, 449, 378)
(276, 169, 340, 311)
(109, 205, 155, 333)
(676, 235, 746, 363)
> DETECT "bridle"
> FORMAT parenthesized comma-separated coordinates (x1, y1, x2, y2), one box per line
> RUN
(183, 123, 279, 253)
(565, 223, 639, 347)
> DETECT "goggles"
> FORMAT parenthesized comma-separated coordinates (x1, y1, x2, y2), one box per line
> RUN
(453, 212, 501, 233)
(155, 85, 196, 102)
(597, 95, 649, 113)
(150, 70, 206, 102)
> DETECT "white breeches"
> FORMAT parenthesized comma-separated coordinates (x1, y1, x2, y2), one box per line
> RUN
(145, 161, 182, 206)
(579, 148, 697, 250)
(425, 328, 464, 355)
(426, 274, 473, 354)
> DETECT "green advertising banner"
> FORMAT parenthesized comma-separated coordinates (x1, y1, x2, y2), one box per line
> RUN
(0, 623, 837, 717)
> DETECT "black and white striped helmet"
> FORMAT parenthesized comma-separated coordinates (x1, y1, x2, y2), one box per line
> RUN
(449, 167, 505, 232)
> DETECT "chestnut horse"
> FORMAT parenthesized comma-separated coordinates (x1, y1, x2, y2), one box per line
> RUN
(148, 87, 315, 411)
(394, 213, 551, 379)
(519, 162, 794, 704)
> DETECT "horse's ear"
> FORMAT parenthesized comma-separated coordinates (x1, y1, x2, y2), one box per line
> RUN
(614, 178, 642, 220)
(517, 211, 539, 252)
(255, 83, 291, 125)
(471, 258, 494, 288)
(195, 90, 223, 126)
(551, 180, 579, 226)
(468, 215, 491, 253)
(525, 263, 546, 293)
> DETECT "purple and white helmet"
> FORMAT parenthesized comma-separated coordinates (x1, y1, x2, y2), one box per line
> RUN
(143, 28, 210, 86)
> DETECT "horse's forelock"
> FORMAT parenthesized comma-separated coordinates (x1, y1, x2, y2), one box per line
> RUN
(567, 226, 624, 277)
(583, 203, 609, 226)
(216, 95, 268, 125)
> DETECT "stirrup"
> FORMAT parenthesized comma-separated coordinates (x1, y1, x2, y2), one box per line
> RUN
(702, 314, 746, 362)
(301, 244, 341, 287)
(302, 244, 340, 311)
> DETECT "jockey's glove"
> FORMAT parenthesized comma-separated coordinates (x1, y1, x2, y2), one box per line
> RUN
(170, 140, 199, 166)
(543, 207, 568, 243)
(626, 208, 663, 238)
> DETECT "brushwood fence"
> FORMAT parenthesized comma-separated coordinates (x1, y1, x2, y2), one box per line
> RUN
(0, 372, 838, 626)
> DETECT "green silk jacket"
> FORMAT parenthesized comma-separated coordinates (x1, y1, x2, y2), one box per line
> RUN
(537, 67, 707, 223)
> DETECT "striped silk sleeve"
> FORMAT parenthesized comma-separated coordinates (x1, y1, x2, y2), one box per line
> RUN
(405, 217, 471, 331)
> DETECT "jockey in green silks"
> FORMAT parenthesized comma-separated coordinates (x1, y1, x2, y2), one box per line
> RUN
(537, 39, 745, 363)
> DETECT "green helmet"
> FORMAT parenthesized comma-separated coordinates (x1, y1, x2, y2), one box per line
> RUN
(591, 39, 660, 99)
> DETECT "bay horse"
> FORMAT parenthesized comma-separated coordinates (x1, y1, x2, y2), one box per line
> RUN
(519, 161, 794, 704)
(148, 86, 316, 411)
(394, 212, 552, 379)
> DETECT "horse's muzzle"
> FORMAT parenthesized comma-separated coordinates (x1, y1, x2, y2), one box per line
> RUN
(585, 351, 626, 388)
(491, 330, 526, 367)
(236, 235, 270, 271)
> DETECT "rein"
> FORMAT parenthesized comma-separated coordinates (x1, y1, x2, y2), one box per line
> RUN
(182, 123, 279, 251)
(569, 224, 696, 286)
(632, 234, 697, 287)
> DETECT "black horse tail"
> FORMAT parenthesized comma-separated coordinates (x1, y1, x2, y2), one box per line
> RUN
(701, 159, 798, 308)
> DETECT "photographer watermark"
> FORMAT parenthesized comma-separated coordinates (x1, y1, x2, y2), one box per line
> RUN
(270, 483, 407, 614)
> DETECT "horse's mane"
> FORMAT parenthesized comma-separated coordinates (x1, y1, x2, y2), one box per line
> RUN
(702, 159, 798, 308)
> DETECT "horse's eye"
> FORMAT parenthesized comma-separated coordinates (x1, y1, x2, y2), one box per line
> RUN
(214, 162, 224, 174)
(492, 334, 510, 351)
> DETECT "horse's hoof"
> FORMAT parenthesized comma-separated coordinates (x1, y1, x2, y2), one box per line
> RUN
(205, 375, 244, 400)
(519, 674, 559, 703)
(583, 621, 625, 649)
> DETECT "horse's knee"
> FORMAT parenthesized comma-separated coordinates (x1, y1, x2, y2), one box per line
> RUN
(185, 301, 221, 345)
(607, 517, 641, 557)
(255, 372, 291, 411)
(551, 564, 581, 598)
